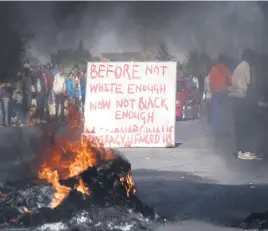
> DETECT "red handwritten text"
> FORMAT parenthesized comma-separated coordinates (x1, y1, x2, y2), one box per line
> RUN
(85, 133, 173, 146)
(90, 64, 140, 80)
(89, 99, 111, 111)
(116, 99, 136, 109)
(115, 110, 155, 124)
(112, 125, 174, 134)
(145, 64, 167, 76)
(138, 97, 169, 111)
(89, 83, 123, 94)
(127, 84, 166, 95)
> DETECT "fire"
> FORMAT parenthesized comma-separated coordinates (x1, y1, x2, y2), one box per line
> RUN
(75, 179, 90, 195)
(39, 167, 71, 208)
(38, 135, 112, 208)
(38, 105, 117, 208)
(23, 206, 29, 213)
(120, 171, 136, 197)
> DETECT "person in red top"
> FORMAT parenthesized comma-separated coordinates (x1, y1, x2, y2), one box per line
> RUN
(209, 62, 232, 93)
(209, 55, 232, 135)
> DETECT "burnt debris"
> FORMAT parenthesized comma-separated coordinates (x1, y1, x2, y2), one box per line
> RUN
(0, 156, 165, 230)
(240, 211, 268, 230)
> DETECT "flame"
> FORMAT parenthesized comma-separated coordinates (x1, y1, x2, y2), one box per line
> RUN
(39, 167, 71, 208)
(120, 171, 136, 197)
(23, 206, 29, 213)
(75, 179, 90, 195)
(38, 104, 135, 208)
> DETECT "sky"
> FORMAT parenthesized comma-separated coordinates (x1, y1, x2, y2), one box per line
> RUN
(12, 1, 268, 63)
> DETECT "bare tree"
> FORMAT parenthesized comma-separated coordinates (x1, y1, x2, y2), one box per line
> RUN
(155, 43, 174, 61)
(184, 51, 212, 76)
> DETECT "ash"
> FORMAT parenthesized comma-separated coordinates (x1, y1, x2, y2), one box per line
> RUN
(0, 183, 53, 212)
(0, 154, 164, 231)
(0, 183, 157, 231)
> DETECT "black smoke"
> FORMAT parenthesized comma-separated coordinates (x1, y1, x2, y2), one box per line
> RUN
(0, 2, 30, 80)
(2, 2, 268, 70)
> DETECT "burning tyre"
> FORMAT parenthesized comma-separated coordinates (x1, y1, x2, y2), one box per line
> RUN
(0, 113, 165, 230)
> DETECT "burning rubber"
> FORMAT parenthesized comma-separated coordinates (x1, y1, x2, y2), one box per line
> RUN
(0, 111, 166, 230)
(0, 155, 162, 230)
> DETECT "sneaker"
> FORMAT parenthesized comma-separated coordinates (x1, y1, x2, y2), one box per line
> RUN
(237, 151, 263, 160)
(11, 117, 17, 123)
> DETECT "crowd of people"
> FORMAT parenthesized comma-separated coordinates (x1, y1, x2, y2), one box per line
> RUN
(203, 49, 267, 159)
(0, 63, 87, 127)
(0, 52, 266, 159)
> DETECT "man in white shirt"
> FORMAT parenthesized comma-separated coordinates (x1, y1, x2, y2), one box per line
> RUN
(53, 68, 66, 122)
(229, 49, 258, 158)
(229, 59, 251, 99)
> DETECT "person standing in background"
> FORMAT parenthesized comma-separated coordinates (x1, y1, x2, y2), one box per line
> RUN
(1, 81, 13, 126)
(11, 75, 19, 124)
(22, 67, 32, 125)
(0, 83, 3, 127)
(192, 75, 199, 90)
(74, 71, 80, 104)
(198, 73, 205, 101)
(14, 75, 24, 126)
(66, 73, 77, 120)
(204, 74, 212, 130)
(36, 65, 50, 123)
(229, 49, 259, 159)
(209, 56, 232, 135)
(45, 63, 54, 105)
(66, 73, 76, 104)
(53, 67, 66, 123)
(78, 70, 87, 116)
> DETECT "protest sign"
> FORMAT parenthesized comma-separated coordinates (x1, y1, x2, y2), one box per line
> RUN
(83, 62, 177, 148)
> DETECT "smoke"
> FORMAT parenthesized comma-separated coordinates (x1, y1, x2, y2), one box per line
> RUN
(17, 2, 267, 63)
(165, 2, 266, 60)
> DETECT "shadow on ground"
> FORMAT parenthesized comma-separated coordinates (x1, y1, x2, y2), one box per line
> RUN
(132, 169, 268, 228)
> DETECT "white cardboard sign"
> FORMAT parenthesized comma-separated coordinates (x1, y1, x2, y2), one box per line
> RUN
(83, 62, 177, 148)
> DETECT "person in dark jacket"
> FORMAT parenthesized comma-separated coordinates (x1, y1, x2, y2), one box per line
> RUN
(14, 76, 24, 126)
(10, 77, 18, 123)
(36, 65, 50, 123)
(66, 73, 78, 120)
(1, 81, 13, 126)
(22, 67, 33, 125)
(78, 70, 87, 115)
(45, 64, 54, 105)
(0, 83, 3, 127)
(198, 73, 205, 101)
